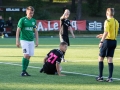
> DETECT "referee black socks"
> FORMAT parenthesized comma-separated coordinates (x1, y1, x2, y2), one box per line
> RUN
(99, 61, 104, 77)
(108, 63, 114, 78)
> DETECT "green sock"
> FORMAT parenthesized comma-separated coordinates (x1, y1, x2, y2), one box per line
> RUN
(22, 57, 27, 72)
(25, 59, 30, 70)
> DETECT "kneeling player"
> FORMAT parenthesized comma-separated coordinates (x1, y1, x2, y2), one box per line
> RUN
(40, 42, 67, 76)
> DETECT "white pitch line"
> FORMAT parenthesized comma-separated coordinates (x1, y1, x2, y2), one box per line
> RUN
(0, 62, 120, 81)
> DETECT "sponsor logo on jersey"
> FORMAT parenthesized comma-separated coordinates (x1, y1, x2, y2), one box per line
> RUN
(25, 27, 33, 31)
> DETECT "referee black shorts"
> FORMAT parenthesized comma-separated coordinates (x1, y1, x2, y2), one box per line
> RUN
(43, 64, 56, 75)
(62, 35, 70, 46)
(99, 39, 117, 57)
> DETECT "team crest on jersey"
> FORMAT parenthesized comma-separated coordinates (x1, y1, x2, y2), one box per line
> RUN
(24, 19, 27, 21)
(32, 22, 35, 25)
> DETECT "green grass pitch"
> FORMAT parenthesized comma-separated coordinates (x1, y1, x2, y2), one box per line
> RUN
(0, 37, 120, 90)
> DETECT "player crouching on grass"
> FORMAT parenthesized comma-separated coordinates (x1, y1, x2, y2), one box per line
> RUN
(96, 8, 119, 82)
(40, 42, 67, 76)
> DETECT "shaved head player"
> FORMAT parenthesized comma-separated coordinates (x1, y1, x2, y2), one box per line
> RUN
(40, 42, 68, 76)
(59, 9, 75, 62)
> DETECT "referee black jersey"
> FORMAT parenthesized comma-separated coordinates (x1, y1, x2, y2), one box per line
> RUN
(44, 49, 64, 70)
(61, 19, 71, 36)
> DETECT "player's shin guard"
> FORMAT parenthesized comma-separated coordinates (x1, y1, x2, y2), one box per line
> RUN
(22, 57, 27, 72)
(25, 59, 29, 70)
(108, 63, 114, 78)
(99, 61, 104, 77)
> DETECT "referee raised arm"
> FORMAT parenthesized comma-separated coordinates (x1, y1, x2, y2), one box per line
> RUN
(96, 8, 119, 82)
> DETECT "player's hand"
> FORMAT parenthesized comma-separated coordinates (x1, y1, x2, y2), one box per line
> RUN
(16, 41, 20, 48)
(96, 34, 103, 38)
(99, 43, 103, 48)
(63, 10, 68, 16)
(35, 42, 38, 47)
(59, 74, 66, 76)
(73, 35, 75, 38)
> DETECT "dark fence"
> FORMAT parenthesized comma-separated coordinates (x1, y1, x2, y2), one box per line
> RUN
(42, 0, 71, 2)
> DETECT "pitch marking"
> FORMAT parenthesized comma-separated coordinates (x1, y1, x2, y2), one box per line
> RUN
(0, 62, 120, 81)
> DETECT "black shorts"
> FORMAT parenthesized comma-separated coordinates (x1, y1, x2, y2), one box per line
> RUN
(0, 28, 4, 32)
(99, 39, 117, 57)
(62, 35, 70, 46)
(43, 64, 57, 75)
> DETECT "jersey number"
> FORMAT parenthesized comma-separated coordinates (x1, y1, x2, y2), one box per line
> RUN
(47, 53, 58, 64)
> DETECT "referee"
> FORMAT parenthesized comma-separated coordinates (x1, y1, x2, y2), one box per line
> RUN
(96, 8, 119, 82)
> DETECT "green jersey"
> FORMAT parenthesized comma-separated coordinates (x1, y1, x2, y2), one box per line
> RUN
(17, 17, 36, 41)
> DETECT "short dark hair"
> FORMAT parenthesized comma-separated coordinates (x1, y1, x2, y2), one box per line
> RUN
(60, 42, 68, 46)
(26, 6, 35, 11)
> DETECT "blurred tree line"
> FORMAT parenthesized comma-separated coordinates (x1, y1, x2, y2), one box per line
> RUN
(0, 0, 119, 20)
(27, 0, 120, 20)
(71, 0, 120, 20)
(26, 0, 104, 20)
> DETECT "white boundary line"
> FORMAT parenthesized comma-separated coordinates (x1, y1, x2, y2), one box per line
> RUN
(0, 62, 120, 81)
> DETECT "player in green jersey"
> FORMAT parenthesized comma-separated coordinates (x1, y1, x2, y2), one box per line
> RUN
(16, 6, 38, 76)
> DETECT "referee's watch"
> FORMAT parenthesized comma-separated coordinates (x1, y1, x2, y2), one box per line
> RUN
(100, 41, 103, 43)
